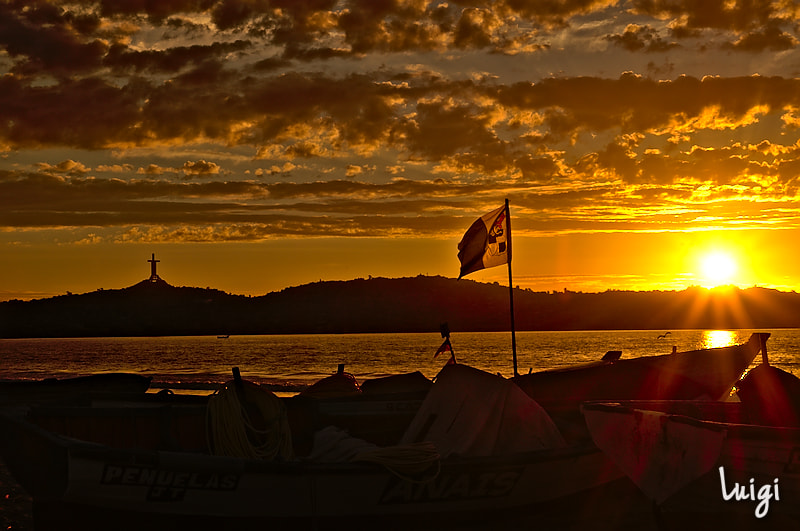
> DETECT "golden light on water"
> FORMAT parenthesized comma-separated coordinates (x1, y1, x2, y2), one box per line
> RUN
(700, 330, 737, 349)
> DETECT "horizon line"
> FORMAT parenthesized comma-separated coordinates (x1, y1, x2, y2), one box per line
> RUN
(1, 274, 794, 303)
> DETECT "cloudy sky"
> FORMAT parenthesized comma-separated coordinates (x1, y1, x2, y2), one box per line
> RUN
(3, 0, 800, 300)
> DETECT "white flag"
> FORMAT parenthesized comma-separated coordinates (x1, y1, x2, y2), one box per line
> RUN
(457, 204, 510, 279)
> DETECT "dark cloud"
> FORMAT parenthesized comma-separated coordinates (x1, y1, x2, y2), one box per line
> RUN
(606, 24, 680, 52)
(0, 2, 107, 75)
(495, 74, 800, 140)
(0, 0, 788, 79)
(405, 101, 502, 158)
(0, 76, 146, 148)
(338, 0, 443, 54)
(632, 0, 798, 50)
(91, 0, 216, 22)
(0, 167, 495, 236)
(500, 0, 619, 26)
(631, 0, 784, 32)
(726, 23, 798, 52)
(453, 8, 496, 49)
(104, 40, 251, 73)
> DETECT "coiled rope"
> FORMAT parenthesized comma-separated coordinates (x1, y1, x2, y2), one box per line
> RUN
(206, 379, 293, 460)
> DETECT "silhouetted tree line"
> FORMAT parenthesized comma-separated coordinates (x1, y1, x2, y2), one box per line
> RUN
(2, 276, 799, 338)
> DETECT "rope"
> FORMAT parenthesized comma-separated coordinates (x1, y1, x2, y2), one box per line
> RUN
(352, 442, 441, 483)
(206, 380, 293, 460)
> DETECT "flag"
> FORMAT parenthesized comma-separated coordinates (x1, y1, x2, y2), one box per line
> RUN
(434, 337, 452, 358)
(457, 204, 510, 279)
(434, 338, 456, 365)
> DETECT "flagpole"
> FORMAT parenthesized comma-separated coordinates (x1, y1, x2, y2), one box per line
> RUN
(505, 198, 518, 376)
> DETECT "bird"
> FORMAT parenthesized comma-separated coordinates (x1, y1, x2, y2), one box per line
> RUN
(657, 332, 672, 339)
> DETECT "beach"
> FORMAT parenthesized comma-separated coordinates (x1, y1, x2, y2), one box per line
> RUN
(0, 458, 32, 530)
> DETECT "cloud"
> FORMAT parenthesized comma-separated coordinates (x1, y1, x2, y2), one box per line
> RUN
(104, 40, 252, 73)
(405, 100, 502, 159)
(725, 23, 798, 52)
(0, 76, 145, 149)
(4, 150, 800, 240)
(0, 2, 108, 75)
(496, 74, 800, 142)
(4, 70, 800, 193)
(96, 164, 135, 173)
(606, 24, 680, 52)
(0, 0, 790, 89)
(35, 159, 91, 175)
(181, 160, 221, 178)
(91, 0, 213, 22)
(345, 164, 364, 178)
(138, 164, 170, 176)
(453, 8, 501, 50)
(631, 0, 799, 50)
(500, 0, 620, 26)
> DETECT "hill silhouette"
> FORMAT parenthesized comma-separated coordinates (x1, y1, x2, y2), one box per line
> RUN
(2, 275, 799, 338)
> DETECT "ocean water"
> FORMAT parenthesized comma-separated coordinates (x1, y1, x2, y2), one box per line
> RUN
(1, 329, 798, 393)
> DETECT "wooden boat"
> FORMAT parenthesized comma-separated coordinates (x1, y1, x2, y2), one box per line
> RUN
(581, 360, 800, 529)
(513, 332, 768, 408)
(0, 364, 626, 530)
(0, 372, 152, 405)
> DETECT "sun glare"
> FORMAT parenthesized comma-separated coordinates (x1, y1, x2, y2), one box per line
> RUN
(699, 250, 738, 288)
(701, 330, 738, 349)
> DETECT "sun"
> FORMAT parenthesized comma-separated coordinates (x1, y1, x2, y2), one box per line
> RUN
(699, 250, 738, 287)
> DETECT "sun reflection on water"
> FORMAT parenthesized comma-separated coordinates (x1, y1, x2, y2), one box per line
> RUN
(700, 330, 737, 349)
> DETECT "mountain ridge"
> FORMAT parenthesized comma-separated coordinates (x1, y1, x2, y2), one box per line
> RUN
(2, 275, 799, 338)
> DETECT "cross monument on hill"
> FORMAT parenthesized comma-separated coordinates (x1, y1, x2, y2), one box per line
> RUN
(147, 253, 161, 282)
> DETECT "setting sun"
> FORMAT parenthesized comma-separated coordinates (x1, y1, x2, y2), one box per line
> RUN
(699, 251, 738, 287)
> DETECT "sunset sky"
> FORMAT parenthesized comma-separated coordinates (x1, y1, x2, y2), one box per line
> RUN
(3, 0, 800, 301)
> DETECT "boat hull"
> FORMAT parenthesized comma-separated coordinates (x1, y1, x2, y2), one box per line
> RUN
(582, 400, 800, 529)
(513, 333, 768, 408)
(0, 412, 623, 530)
(0, 373, 152, 405)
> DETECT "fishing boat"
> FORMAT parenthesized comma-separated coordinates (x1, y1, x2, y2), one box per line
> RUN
(31, 368, 432, 455)
(513, 332, 768, 409)
(581, 357, 800, 529)
(0, 372, 152, 405)
(0, 364, 627, 530)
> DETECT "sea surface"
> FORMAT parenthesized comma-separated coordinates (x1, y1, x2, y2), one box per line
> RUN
(1, 329, 798, 394)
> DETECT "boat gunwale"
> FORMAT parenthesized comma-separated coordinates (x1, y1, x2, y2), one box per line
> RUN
(581, 400, 800, 441)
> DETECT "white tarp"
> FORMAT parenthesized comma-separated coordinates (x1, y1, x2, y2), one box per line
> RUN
(400, 364, 566, 457)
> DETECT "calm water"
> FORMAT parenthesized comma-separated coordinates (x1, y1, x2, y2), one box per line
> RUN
(0, 329, 798, 393)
